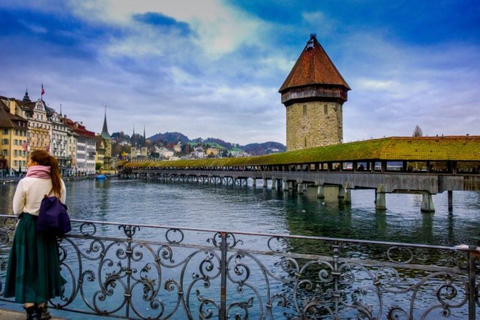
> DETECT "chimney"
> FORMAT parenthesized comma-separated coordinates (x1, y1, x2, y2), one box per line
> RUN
(8, 100, 16, 115)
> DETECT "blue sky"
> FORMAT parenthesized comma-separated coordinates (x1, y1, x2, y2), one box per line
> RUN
(0, 0, 479, 145)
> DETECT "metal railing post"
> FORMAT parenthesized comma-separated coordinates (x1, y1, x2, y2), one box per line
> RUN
(219, 232, 228, 320)
(468, 251, 477, 320)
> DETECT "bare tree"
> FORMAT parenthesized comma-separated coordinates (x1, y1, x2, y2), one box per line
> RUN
(413, 125, 423, 137)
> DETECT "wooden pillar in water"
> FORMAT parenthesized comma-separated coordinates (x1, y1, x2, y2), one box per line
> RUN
(448, 190, 453, 211)
(375, 188, 387, 210)
(263, 178, 268, 188)
(344, 187, 351, 204)
(297, 182, 303, 194)
(252, 178, 256, 187)
(421, 192, 435, 213)
(317, 185, 324, 199)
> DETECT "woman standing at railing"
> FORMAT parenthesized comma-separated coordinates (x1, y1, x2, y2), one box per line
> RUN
(4, 150, 66, 320)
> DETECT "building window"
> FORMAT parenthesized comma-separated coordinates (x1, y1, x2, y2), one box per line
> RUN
(324, 104, 328, 115)
(14, 160, 18, 166)
(303, 105, 307, 116)
(2, 139, 8, 145)
(14, 150, 18, 156)
(304, 137, 307, 148)
(3, 129, 8, 134)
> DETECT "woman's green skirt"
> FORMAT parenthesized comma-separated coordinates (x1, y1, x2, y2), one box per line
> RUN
(4, 213, 66, 303)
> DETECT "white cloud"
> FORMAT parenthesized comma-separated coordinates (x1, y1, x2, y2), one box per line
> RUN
(68, 0, 267, 57)
(340, 33, 480, 140)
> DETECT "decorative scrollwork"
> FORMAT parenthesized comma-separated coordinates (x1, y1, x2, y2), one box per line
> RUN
(197, 289, 219, 319)
(387, 246, 414, 264)
(267, 236, 290, 253)
(79, 222, 97, 236)
(0, 215, 474, 319)
(118, 225, 140, 238)
(387, 306, 409, 320)
(165, 228, 184, 244)
(208, 232, 243, 249)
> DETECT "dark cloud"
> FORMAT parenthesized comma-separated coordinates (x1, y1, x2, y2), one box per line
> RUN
(132, 12, 192, 36)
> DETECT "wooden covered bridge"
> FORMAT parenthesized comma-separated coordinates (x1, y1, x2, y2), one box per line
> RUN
(120, 136, 480, 212)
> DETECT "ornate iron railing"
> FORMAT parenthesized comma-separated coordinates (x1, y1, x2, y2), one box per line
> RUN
(0, 214, 478, 319)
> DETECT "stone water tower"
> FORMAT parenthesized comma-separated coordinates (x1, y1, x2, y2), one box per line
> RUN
(279, 34, 350, 151)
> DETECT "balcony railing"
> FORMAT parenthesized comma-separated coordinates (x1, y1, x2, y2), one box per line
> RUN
(0, 214, 478, 319)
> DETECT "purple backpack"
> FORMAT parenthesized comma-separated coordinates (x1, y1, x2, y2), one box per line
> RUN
(37, 195, 72, 235)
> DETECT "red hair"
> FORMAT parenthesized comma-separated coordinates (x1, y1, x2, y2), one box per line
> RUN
(30, 150, 62, 197)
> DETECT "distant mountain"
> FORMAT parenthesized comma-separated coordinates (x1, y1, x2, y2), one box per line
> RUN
(117, 131, 287, 155)
(243, 141, 286, 155)
(148, 132, 190, 144)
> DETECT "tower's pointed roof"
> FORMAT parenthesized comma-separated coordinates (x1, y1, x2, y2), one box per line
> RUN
(100, 106, 111, 140)
(279, 34, 350, 93)
(23, 88, 31, 102)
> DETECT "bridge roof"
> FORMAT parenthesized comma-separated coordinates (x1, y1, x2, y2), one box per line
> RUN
(124, 136, 480, 169)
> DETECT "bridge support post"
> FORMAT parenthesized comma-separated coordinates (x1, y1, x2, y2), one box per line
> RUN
(448, 190, 453, 211)
(263, 178, 268, 188)
(375, 190, 387, 210)
(338, 186, 344, 200)
(272, 178, 277, 190)
(252, 178, 256, 187)
(297, 182, 304, 194)
(421, 192, 435, 213)
(275, 179, 280, 190)
(317, 185, 324, 199)
(344, 188, 351, 204)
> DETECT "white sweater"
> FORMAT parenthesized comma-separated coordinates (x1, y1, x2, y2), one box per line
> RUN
(13, 177, 66, 216)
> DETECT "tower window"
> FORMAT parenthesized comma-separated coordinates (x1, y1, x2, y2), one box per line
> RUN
(324, 105, 328, 115)
(303, 105, 307, 116)
(304, 137, 307, 147)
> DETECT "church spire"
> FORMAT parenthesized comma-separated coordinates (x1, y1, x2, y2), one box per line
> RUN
(132, 125, 136, 147)
(23, 88, 31, 102)
(143, 126, 146, 147)
(100, 106, 111, 140)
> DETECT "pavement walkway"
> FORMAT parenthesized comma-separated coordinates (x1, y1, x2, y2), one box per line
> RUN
(0, 308, 64, 320)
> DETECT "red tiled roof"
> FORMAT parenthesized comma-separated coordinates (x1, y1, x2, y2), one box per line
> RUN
(63, 117, 96, 138)
(279, 35, 350, 93)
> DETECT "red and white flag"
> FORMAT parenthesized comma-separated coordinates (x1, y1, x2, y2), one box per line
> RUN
(41, 84, 45, 96)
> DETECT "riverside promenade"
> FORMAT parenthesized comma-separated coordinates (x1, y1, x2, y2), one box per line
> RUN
(0, 308, 63, 320)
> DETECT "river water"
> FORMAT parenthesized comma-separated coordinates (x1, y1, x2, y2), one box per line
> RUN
(1, 178, 479, 319)
(1, 178, 479, 245)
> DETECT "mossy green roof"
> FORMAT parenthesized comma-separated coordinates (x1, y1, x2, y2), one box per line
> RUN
(124, 136, 480, 169)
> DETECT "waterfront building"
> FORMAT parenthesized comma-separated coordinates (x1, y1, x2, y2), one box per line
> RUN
(64, 117, 96, 175)
(46, 107, 71, 175)
(279, 34, 350, 151)
(0, 99, 28, 175)
(66, 122, 78, 176)
(25, 98, 52, 153)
